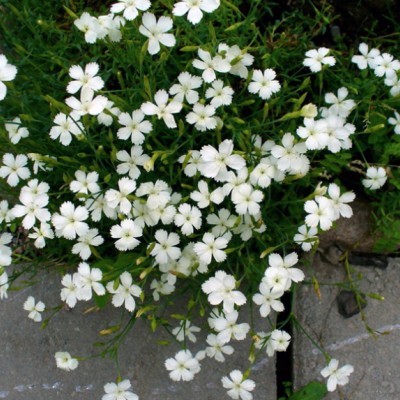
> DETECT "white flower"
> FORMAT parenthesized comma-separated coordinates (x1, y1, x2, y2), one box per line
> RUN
(23, 179, 50, 197)
(268, 252, 304, 290)
(172, 320, 201, 343)
(165, 349, 201, 382)
(55, 351, 79, 371)
(0, 271, 9, 299)
(205, 333, 234, 362)
(202, 270, 246, 313)
(223, 168, 249, 195)
(117, 110, 152, 144)
(178, 150, 203, 177)
(351, 43, 380, 70)
(205, 79, 234, 108)
(60, 274, 79, 308)
(324, 87, 356, 119)
(326, 183, 355, 219)
(0, 153, 30, 187)
(106, 271, 142, 312)
(66, 88, 108, 116)
(28, 153, 55, 175)
(86, 194, 117, 222)
(150, 275, 175, 300)
(102, 379, 139, 400)
(231, 183, 264, 216)
(111, 0, 151, 21)
(74, 12, 101, 44)
(116, 146, 150, 179)
(200, 139, 246, 181)
(75, 262, 105, 301)
(206, 208, 236, 237)
(23, 296, 45, 322)
(221, 369, 255, 400)
(249, 159, 275, 188)
(324, 115, 355, 153)
(141, 89, 182, 128)
(11, 191, 50, 230)
(293, 224, 318, 251)
(190, 180, 224, 208)
(192, 48, 231, 83)
(186, 103, 217, 131)
(385, 74, 400, 97)
(105, 177, 136, 215)
(271, 133, 308, 174)
(51, 201, 89, 240)
(169, 72, 202, 104)
(136, 179, 171, 209)
(194, 232, 228, 265)
(49, 112, 84, 146)
(263, 266, 290, 294)
(5, 117, 29, 144)
(303, 47, 336, 72)
(388, 111, 400, 135)
(266, 329, 291, 357)
(131, 200, 156, 228)
(0, 200, 14, 225)
(248, 69, 281, 100)
(28, 222, 54, 248)
(362, 166, 387, 190)
(304, 196, 335, 231)
(0, 232, 12, 267)
(211, 309, 250, 344)
(150, 230, 181, 264)
(97, 100, 121, 126)
(72, 228, 104, 260)
(371, 52, 400, 78)
(70, 170, 100, 195)
(296, 118, 328, 150)
(139, 13, 176, 55)
(0, 54, 17, 101)
(174, 203, 202, 235)
(218, 43, 254, 79)
(110, 219, 142, 251)
(67, 62, 104, 94)
(253, 279, 284, 317)
(321, 359, 354, 392)
(173, 0, 220, 25)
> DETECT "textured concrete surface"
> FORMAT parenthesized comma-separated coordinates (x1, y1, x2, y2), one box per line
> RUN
(0, 269, 276, 400)
(293, 253, 400, 399)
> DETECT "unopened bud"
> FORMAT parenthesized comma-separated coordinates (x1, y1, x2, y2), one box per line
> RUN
(301, 103, 318, 118)
(143, 158, 154, 172)
(314, 182, 327, 197)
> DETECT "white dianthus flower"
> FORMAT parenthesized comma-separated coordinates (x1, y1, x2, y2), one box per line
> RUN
(303, 47, 335, 72)
(139, 13, 176, 55)
(0, 54, 17, 101)
(362, 166, 387, 190)
(248, 68, 280, 100)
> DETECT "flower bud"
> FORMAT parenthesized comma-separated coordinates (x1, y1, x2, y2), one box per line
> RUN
(301, 103, 318, 118)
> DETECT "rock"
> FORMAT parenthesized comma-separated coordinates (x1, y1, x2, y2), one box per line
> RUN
(336, 290, 367, 318)
(319, 199, 379, 253)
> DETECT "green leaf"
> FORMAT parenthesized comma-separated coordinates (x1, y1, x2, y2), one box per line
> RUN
(287, 381, 327, 400)
(179, 45, 199, 52)
(93, 293, 109, 309)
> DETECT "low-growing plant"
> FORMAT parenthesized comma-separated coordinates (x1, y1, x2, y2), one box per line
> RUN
(0, 0, 399, 398)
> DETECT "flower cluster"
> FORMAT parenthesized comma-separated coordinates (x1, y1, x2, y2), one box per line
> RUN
(2, 0, 399, 397)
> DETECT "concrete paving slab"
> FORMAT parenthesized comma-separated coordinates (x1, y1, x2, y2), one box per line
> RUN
(293, 254, 400, 399)
(0, 268, 276, 399)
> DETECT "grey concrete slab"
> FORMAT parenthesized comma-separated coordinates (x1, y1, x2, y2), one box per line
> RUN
(293, 254, 400, 399)
(0, 268, 276, 399)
